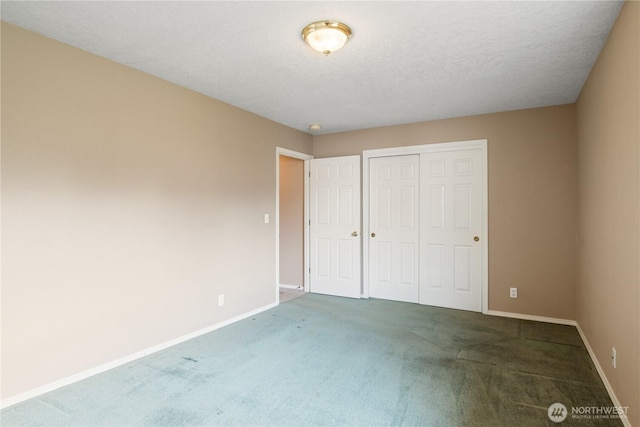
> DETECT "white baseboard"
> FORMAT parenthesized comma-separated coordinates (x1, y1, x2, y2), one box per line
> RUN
(0, 301, 278, 410)
(575, 323, 632, 427)
(485, 309, 577, 326)
(279, 283, 303, 290)
(486, 310, 631, 427)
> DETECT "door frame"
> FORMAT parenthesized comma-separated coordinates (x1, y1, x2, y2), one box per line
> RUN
(275, 148, 313, 304)
(362, 139, 489, 313)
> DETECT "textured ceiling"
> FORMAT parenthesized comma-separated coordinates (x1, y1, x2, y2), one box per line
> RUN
(1, 1, 623, 135)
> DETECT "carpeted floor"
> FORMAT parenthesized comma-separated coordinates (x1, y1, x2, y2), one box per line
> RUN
(1, 294, 621, 426)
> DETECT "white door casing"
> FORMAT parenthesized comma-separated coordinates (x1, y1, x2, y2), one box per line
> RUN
(419, 149, 483, 311)
(309, 156, 361, 298)
(369, 155, 420, 303)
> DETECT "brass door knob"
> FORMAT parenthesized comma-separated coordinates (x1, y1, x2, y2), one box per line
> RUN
(474, 236, 480, 242)
(351, 231, 359, 237)
(371, 233, 376, 238)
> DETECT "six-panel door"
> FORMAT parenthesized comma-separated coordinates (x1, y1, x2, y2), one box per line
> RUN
(418, 149, 483, 311)
(309, 156, 362, 298)
(368, 155, 420, 303)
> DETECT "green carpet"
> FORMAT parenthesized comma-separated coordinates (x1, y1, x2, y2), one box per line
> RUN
(1, 294, 621, 426)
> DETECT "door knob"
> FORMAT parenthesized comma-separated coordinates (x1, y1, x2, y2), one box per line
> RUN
(351, 231, 359, 237)
(371, 233, 376, 238)
(474, 236, 480, 242)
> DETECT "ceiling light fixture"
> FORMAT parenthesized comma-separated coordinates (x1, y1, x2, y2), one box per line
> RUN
(309, 123, 321, 132)
(301, 20, 352, 56)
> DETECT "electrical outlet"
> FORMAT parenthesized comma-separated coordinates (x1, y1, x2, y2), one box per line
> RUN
(510, 287, 518, 298)
(612, 347, 616, 368)
(218, 294, 224, 307)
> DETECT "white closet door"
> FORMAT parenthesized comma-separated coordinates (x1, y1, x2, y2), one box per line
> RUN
(419, 149, 483, 312)
(369, 155, 420, 303)
(309, 156, 361, 298)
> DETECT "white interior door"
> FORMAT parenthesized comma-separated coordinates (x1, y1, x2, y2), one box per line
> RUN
(369, 155, 420, 303)
(309, 156, 361, 298)
(419, 149, 483, 311)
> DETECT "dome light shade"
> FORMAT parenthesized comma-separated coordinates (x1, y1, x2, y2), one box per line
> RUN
(302, 21, 352, 56)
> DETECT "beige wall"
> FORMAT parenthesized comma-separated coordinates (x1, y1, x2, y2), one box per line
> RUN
(315, 105, 578, 320)
(278, 155, 304, 287)
(0, 23, 312, 399)
(576, 2, 639, 424)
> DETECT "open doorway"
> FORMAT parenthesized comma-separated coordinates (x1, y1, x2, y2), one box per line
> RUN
(276, 148, 312, 304)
